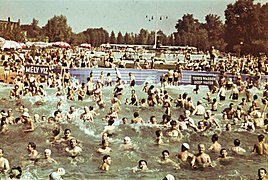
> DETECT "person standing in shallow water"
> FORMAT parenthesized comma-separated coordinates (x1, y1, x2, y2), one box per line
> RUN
(208, 134, 222, 153)
(176, 143, 194, 163)
(252, 134, 268, 155)
(191, 144, 212, 168)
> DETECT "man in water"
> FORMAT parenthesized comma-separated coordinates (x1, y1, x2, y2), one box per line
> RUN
(252, 134, 268, 155)
(133, 159, 148, 173)
(231, 139, 246, 155)
(0, 148, 10, 174)
(97, 140, 112, 155)
(36, 149, 57, 165)
(217, 148, 234, 161)
(158, 150, 180, 169)
(119, 136, 137, 151)
(208, 134, 222, 153)
(65, 138, 82, 158)
(191, 144, 212, 168)
(57, 128, 74, 147)
(99, 155, 112, 171)
(176, 143, 194, 163)
(27, 142, 39, 161)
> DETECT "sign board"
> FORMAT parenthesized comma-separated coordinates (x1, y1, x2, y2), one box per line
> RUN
(191, 75, 216, 85)
(24, 65, 49, 75)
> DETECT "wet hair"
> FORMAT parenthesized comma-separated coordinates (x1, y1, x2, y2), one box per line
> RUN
(141, 98, 146, 103)
(258, 134, 265, 142)
(149, 85, 154, 90)
(155, 129, 162, 137)
(211, 134, 219, 142)
(103, 155, 110, 162)
(15, 117, 21, 124)
(182, 93, 188, 99)
(170, 120, 177, 126)
(220, 148, 227, 155)
(108, 119, 114, 126)
(162, 150, 169, 156)
(64, 128, 71, 134)
(150, 116, 156, 122)
(52, 128, 60, 136)
(138, 159, 147, 166)
(89, 106, 94, 111)
(234, 139, 240, 146)
(28, 142, 36, 149)
(253, 94, 258, 100)
(133, 112, 139, 118)
(258, 168, 267, 174)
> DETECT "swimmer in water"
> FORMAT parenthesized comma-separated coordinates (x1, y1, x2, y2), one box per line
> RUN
(99, 155, 112, 171)
(65, 138, 82, 158)
(191, 144, 212, 168)
(133, 159, 148, 173)
(0, 148, 10, 174)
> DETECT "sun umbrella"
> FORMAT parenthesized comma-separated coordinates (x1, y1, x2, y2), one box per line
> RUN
(17, 42, 27, 49)
(53, 41, 71, 48)
(31, 41, 52, 48)
(126, 47, 135, 52)
(1, 40, 22, 50)
(80, 43, 91, 49)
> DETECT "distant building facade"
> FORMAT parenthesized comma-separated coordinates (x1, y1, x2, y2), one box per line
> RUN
(0, 17, 20, 31)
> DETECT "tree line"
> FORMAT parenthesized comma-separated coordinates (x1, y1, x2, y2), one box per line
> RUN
(1, 0, 268, 54)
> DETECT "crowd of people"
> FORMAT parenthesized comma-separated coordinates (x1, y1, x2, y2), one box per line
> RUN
(0, 47, 268, 179)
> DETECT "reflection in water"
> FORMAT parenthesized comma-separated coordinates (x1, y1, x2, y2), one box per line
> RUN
(0, 81, 267, 180)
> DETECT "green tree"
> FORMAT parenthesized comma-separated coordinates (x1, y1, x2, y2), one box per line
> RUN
(203, 14, 225, 51)
(138, 28, 149, 45)
(110, 31, 116, 44)
(83, 28, 109, 47)
(174, 14, 209, 50)
(43, 15, 73, 42)
(224, 0, 264, 53)
(117, 31, 124, 44)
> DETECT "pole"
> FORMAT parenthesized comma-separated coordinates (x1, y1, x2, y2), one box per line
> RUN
(153, 0, 158, 49)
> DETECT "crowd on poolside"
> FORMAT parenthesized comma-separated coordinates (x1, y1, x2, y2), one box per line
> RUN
(0, 47, 268, 179)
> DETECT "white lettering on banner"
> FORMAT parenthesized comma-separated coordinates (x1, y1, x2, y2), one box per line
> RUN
(40, 67, 48, 74)
(191, 75, 216, 86)
(25, 65, 49, 75)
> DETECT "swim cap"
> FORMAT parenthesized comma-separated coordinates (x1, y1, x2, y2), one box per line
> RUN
(185, 110, 191, 116)
(124, 136, 131, 141)
(22, 112, 29, 117)
(44, 149, 51, 155)
(57, 168, 65, 176)
(182, 143, 190, 150)
(49, 172, 60, 180)
(164, 174, 175, 180)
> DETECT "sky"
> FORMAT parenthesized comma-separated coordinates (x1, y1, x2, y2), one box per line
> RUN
(0, 0, 267, 35)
